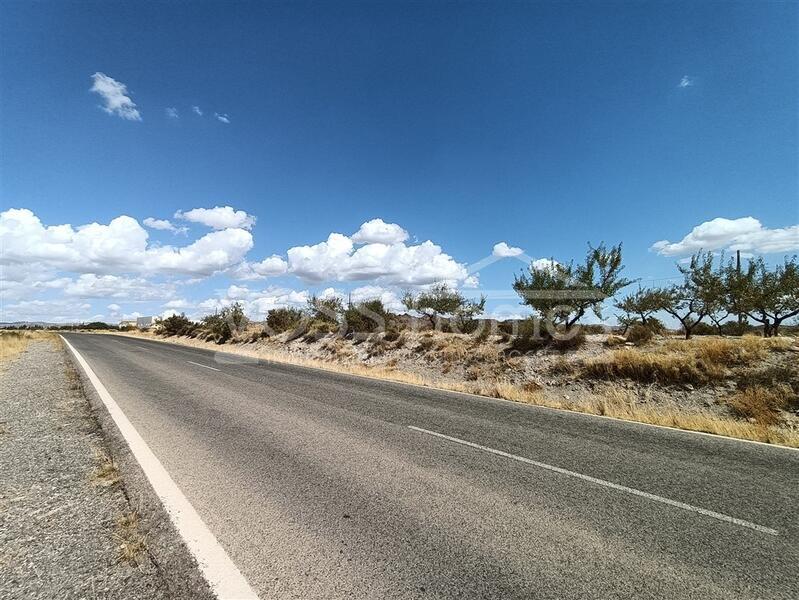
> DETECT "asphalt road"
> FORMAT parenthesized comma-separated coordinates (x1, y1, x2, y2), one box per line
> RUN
(62, 333, 799, 599)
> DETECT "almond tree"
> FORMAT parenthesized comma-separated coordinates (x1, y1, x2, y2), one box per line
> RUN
(615, 287, 662, 331)
(729, 256, 799, 336)
(513, 242, 631, 331)
(402, 283, 485, 330)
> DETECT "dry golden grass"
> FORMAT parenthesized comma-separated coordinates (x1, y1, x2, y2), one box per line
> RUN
(91, 448, 120, 488)
(0, 330, 59, 366)
(110, 330, 799, 448)
(584, 336, 795, 386)
(114, 511, 147, 565)
(726, 385, 794, 426)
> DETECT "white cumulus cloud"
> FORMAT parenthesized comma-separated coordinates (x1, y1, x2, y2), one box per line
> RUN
(215, 113, 230, 124)
(143, 217, 187, 234)
(651, 217, 799, 256)
(287, 226, 467, 285)
(175, 206, 255, 230)
(63, 274, 176, 300)
(165, 107, 179, 119)
(492, 242, 524, 258)
(678, 75, 694, 88)
(351, 219, 409, 245)
(0, 208, 253, 277)
(192, 106, 203, 116)
(90, 73, 141, 121)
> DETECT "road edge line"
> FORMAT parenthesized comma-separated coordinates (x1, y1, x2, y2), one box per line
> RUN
(104, 332, 799, 453)
(61, 335, 260, 600)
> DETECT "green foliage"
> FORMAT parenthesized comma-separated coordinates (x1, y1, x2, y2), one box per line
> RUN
(402, 283, 486, 330)
(83, 321, 115, 330)
(199, 302, 248, 344)
(725, 255, 799, 336)
(513, 242, 631, 330)
(343, 298, 393, 334)
(616, 287, 663, 329)
(156, 313, 194, 336)
(265, 307, 305, 334)
(307, 295, 344, 324)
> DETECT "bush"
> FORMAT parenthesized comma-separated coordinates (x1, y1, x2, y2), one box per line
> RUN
(266, 307, 305, 334)
(308, 295, 343, 324)
(84, 321, 115, 330)
(551, 330, 586, 353)
(157, 313, 193, 337)
(301, 320, 337, 342)
(200, 313, 231, 344)
(626, 324, 654, 346)
(343, 299, 393, 334)
(505, 325, 585, 355)
(689, 322, 717, 336)
(643, 317, 666, 334)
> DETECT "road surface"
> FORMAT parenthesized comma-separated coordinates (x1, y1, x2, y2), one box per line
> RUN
(62, 333, 799, 599)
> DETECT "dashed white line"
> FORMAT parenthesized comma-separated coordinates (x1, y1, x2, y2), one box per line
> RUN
(408, 425, 778, 536)
(62, 336, 259, 599)
(187, 360, 221, 371)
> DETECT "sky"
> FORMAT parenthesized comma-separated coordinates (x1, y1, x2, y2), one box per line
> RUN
(1, 0, 797, 324)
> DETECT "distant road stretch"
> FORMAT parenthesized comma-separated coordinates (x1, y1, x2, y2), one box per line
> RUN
(63, 333, 799, 600)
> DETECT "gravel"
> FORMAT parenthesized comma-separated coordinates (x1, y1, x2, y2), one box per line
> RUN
(0, 338, 170, 600)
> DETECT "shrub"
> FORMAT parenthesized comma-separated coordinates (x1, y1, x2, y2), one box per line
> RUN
(689, 322, 717, 336)
(308, 295, 343, 324)
(157, 313, 193, 337)
(266, 307, 305, 334)
(200, 313, 231, 344)
(626, 324, 654, 346)
(343, 299, 393, 334)
(504, 320, 585, 355)
(84, 321, 115, 330)
(551, 330, 586, 353)
(301, 320, 337, 342)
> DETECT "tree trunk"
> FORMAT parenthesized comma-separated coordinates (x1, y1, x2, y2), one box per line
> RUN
(763, 319, 772, 337)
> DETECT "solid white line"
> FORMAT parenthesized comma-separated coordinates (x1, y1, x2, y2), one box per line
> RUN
(61, 336, 259, 599)
(408, 425, 779, 536)
(187, 360, 221, 371)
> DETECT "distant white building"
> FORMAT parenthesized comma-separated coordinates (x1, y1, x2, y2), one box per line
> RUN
(136, 316, 154, 329)
(119, 319, 137, 328)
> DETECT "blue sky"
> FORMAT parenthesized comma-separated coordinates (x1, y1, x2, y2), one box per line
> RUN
(1, 1, 797, 323)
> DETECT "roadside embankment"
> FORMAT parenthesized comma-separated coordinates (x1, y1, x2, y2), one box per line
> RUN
(109, 328, 799, 448)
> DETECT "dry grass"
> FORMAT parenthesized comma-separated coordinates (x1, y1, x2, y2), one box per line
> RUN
(726, 385, 795, 426)
(114, 511, 147, 565)
(583, 336, 794, 386)
(110, 330, 799, 448)
(91, 448, 120, 488)
(0, 330, 56, 363)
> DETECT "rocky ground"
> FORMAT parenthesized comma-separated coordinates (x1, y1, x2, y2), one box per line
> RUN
(0, 336, 170, 599)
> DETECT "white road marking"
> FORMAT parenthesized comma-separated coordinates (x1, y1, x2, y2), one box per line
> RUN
(408, 425, 779, 536)
(61, 336, 259, 599)
(187, 360, 221, 371)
